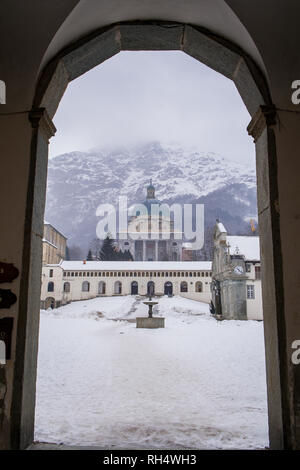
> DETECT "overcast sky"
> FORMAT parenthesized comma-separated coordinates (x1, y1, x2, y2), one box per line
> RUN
(49, 51, 255, 166)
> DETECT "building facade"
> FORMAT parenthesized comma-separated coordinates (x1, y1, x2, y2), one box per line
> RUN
(42, 221, 67, 265)
(212, 221, 263, 320)
(117, 181, 183, 261)
(41, 260, 212, 309)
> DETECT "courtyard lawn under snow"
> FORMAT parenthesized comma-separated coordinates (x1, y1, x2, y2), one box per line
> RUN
(35, 296, 268, 449)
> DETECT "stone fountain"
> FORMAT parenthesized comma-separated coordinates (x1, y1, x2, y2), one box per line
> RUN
(136, 284, 165, 328)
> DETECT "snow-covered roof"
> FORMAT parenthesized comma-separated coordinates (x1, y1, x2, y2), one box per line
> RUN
(216, 222, 227, 233)
(227, 236, 260, 261)
(42, 238, 58, 249)
(43, 221, 67, 239)
(182, 242, 193, 249)
(56, 261, 212, 271)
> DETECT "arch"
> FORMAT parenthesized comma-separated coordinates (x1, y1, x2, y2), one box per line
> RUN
(45, 297, 55, 309)
(47, 281, 54, 292)
(63, 281, 70, 293)
(11, 20, 288, 451)
(82, 281, 90, 292)
(195, 281, 203, 293)
(114, 281, 122, 295)
(180, 281, 188, 293)
(164, 281, 173, 296)
(98, 281, 106, 295)
(147, 281, 155, 297)
(131, 281, 138, 295)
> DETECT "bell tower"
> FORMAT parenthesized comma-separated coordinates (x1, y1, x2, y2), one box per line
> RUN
(147, 179, 155, 199)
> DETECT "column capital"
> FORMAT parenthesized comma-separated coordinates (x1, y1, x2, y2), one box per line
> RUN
(28, 107, 56, 141)
(247, 105, 277, 142)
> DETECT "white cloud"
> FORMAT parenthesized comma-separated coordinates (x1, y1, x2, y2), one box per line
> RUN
(49, 50, 255, 166)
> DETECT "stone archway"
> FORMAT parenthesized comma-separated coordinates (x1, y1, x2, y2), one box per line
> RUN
(131, 281, 138, 295)
(147, 281, 155, 297)
(10, 21, 287, 450)
(164, 281, 173, 296)
(44, 297, 55, 310)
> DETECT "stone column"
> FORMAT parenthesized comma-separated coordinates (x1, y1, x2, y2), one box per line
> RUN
(155, 241, 158, 261)
(142, 240, 146, 261)
(11, 108, 55, 450)
(248, 105, 300, 449)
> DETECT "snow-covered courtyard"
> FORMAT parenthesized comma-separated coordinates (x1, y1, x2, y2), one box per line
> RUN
(35, 295, 268, 449)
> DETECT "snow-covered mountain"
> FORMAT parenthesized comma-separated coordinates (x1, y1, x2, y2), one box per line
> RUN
(45, 142, 257, 258)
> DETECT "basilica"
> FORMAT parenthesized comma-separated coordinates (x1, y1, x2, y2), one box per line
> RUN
(117, 181, 183, 261)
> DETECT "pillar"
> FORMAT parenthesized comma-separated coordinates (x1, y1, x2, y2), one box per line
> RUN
(248, 105, 300, 449)
(0, 107, 55, 450)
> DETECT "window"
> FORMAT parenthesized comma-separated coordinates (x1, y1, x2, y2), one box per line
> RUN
(47, 281, 54, 292)
(49, 269, 53, 277)
(255, 266, 261, 280)
(247, 284, 255, 299)
(246, 263, 251, 273)
(63, 282, 70, 293)
(180, 281, 188, 292)
(82, 281, 90, 292)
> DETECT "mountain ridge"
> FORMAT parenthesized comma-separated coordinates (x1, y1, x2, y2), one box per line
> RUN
(45, 142, 257, 259)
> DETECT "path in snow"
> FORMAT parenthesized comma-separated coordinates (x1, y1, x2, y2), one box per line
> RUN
(35, 296, 268, 449)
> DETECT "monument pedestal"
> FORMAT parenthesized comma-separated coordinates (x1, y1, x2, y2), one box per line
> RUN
(136, 317, 165, 328)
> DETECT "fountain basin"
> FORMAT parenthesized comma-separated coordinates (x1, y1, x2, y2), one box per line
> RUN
(136, 299, 164, 328)
(136, 317, 165, 328)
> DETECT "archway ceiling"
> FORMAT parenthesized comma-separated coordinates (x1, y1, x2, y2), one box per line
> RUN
(1, 1, 299, 111)
(41, 0, 266, 74)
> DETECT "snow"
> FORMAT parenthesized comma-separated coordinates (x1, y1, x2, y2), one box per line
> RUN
(35, 295, 268, 449)
(57, 260, 213, 271)
(227, 236, 260, 261)
(42, 238, 58, 249)
(216, 222, 227, 234)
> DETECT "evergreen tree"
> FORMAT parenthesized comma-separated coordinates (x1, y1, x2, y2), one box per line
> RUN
(99, 235, 118, 261)
(87, 249, 93, 261)
(123, 249, 133, 261)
